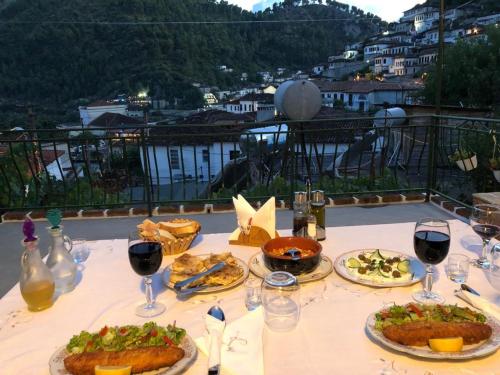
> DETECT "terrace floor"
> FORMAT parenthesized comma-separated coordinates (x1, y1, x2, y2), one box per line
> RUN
(0, 203, 457, 297)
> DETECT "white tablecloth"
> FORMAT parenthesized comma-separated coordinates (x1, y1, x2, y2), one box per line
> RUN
(0, 220, 499, 375)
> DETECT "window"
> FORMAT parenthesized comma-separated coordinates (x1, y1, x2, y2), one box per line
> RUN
(334, 93, 337, 100)
(229, 150, 240, 160)
(169, 149, 180, 170)
(340, 94, 344, 102)
(202, 149, 209, 162)
(348, 94, 353, 106)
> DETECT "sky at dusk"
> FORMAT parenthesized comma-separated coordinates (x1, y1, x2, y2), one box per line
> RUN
(228, 0, 422, 22)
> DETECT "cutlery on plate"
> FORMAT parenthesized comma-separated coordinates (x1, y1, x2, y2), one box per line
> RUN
(174, 262, 225, 291)
(460, 283, 480, 296)
(207, 305, 226, 375)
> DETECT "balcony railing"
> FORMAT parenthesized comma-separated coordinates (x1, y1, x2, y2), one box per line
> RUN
(1, 115, 499, 214)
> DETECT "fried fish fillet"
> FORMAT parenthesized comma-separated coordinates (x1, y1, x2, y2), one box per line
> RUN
(171, 253, 204, 274)
(382, 321, 492, 346)
(63, 346, 185, 375)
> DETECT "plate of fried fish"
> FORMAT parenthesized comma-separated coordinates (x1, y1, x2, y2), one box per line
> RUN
(163, 252, 248, 294)
(366, 303, 500, 359)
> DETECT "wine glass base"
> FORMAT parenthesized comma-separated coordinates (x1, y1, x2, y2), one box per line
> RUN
(472, 258, 490, 269)
(135, 302, 166, 318)
(413, 290, 445, 304)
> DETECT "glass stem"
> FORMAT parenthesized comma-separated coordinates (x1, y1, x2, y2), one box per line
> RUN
(481, 239, 489, 260)
(424, 264, 433, 296)
(144, 276, 155, 309)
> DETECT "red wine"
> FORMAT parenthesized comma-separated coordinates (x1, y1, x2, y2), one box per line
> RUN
(128, 241, 163, 276)
(472, 224, 500, 241)
(414, 230, 450, 265)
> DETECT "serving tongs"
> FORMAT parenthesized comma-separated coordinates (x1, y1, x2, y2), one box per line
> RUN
(173, 261, 226, 292)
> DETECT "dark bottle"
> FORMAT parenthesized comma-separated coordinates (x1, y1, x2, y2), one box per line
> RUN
(311, 190, 326, 241)
(293, 191, 308, 237)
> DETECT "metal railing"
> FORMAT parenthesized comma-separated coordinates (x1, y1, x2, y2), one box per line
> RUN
(1, 115, 499, 214)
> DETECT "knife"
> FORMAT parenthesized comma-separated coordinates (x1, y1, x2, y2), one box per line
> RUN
(461, 283, 480, 296)
(174, 262, 225, 291)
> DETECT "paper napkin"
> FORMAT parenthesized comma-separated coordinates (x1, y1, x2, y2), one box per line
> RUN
(196, 307, 265, 375)
(455, 289, 500, 321)
(229, 195, 276, 241)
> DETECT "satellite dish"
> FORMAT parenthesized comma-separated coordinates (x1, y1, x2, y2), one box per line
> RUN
(274, 80, 322, 121)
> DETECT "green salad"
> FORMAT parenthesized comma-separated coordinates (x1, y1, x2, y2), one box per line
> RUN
(66, 322, 186, 354)
(375, 303, 487, 331)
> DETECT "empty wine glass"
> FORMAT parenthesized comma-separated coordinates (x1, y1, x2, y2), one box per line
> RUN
(470, 204, 500, 269)
(128, 231, 165, 317)
(413, 218, 450, 304)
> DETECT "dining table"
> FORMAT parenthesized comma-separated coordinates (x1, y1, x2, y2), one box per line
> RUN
(0, 219, 498, 375)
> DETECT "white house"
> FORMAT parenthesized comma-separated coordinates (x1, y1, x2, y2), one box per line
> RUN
(224, 93, 274, 114)
(374, 55, 395, 75)
(363, 42, 392, 59)
(314, 80, 422, 112)
(393, 55, 419, 76)
(418, 46, 438, 66)
(445, 8, 463, 21)
(414, 10, 439, 33)
(476, 13, 500, 26)
(422, 28, 439, 45)
(204, 93, 218, 106)
(400, 4, 436, 23)
(79, 101, 127, 126)
(312, 63, 326, 75)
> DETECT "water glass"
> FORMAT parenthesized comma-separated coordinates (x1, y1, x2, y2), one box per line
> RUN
(244, 277, 262, 311)
(71, 238, 90, 263)
(446, 254, 469, 284)
(262, 271, 300, 332)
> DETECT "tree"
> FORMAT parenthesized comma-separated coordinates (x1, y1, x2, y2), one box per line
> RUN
(421, 27, 500, 112)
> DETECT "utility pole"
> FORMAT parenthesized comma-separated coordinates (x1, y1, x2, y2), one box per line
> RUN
(435, 0, 445, 115)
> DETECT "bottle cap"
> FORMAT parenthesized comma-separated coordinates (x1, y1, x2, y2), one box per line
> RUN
(294, 191, 307, 204)
(312, 190, 325, 203)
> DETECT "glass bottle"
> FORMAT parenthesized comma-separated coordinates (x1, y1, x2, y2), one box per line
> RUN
(293, 192, 308, 237)
(307, 210, 317, 241)
(46, 225, 77, 294)
(19, 219, 55, 312)
(311, 190, 326, 241)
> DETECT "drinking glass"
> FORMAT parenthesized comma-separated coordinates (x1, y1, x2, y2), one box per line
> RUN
(262, 271, 300, 332)
(128, 231, 165, 317)
(71, 238, 90, 264)
(446, 254, 469, 284)
(244, 277, 262, 311)
(470, 204, 500, 269)
(413, 218, 450, 304)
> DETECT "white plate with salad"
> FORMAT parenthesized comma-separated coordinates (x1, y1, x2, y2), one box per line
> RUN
(334, 249, 425, 287)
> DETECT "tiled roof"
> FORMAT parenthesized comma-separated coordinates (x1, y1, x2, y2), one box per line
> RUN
(312, 80, 422, 94)
(88, 112, 144, 128)
(227, 93, 274, 105)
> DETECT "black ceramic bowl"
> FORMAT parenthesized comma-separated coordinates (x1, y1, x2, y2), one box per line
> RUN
(262, 236, 322, 276)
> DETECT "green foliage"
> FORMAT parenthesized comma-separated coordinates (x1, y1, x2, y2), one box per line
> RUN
(0, 0, 382, 112)
(421, 27, 500, 111)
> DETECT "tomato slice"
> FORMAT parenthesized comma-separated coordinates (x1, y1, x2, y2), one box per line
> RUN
(118, 327, 128, 336)
(407, 303, 423, 318)
(99, 326, 109, 337)
(151, 329, 158, 337)
(162, 336, 174, 346)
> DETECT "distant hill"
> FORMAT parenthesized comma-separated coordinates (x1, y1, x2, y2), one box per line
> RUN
(0, 0, 384, 111)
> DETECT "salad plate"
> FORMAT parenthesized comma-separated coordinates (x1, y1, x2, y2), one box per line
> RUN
(334, 249, 425, 287)
(248, 252, 333, 283)
(365, 306, 500, 359)
(49, 333, 197, 375)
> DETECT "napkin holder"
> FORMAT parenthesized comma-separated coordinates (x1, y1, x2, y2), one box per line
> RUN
(229, 226, 279, 247)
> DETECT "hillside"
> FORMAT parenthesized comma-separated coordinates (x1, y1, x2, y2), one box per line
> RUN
(0, 0, 383, 112)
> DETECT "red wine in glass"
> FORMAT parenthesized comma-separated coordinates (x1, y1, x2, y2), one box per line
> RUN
(413, 218, 450, 304)
(472, 224, 500, 241)
(414, 231, 450, 265)
(128, 232, 165, 318)
(470, 205, 500, 269)
(129, 241, 163, 276)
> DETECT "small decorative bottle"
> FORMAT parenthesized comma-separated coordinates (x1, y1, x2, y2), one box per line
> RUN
(311, 190, 326, 241)
(292, 192, 308, 237)
(20, 219, 55, 312)
(45, 209, 77, 294)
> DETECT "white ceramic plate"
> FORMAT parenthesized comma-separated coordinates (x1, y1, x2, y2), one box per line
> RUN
(49, 334, 197, 375)
(248, 252, 333, 283)
(162, 254, 249, 294)
(365, 310, 500, 359)
(334, 249, 425, 288)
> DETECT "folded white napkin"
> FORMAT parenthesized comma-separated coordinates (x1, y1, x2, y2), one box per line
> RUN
(455, 289, 500, 321)
(196, 307, 265, 375)
(230, 195, 276, 241)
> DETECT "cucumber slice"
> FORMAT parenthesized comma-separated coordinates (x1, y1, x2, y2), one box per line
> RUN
(347, 257, 361, 268)
(397, 260, 411, 274)
(369, 249, 385, 261)
(378, 266, 392, 278)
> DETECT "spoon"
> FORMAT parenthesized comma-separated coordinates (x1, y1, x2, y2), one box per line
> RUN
(207, 305, 226, 375)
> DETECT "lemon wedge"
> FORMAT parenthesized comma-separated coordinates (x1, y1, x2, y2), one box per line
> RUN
(94, 365, 132, 375)
(428, 337, 464, 352)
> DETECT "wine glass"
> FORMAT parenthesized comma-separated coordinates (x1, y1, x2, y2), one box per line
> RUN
(128, 231, 165, 317)
(413, 218, 450, 304)
(470, 204, 500, 269)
